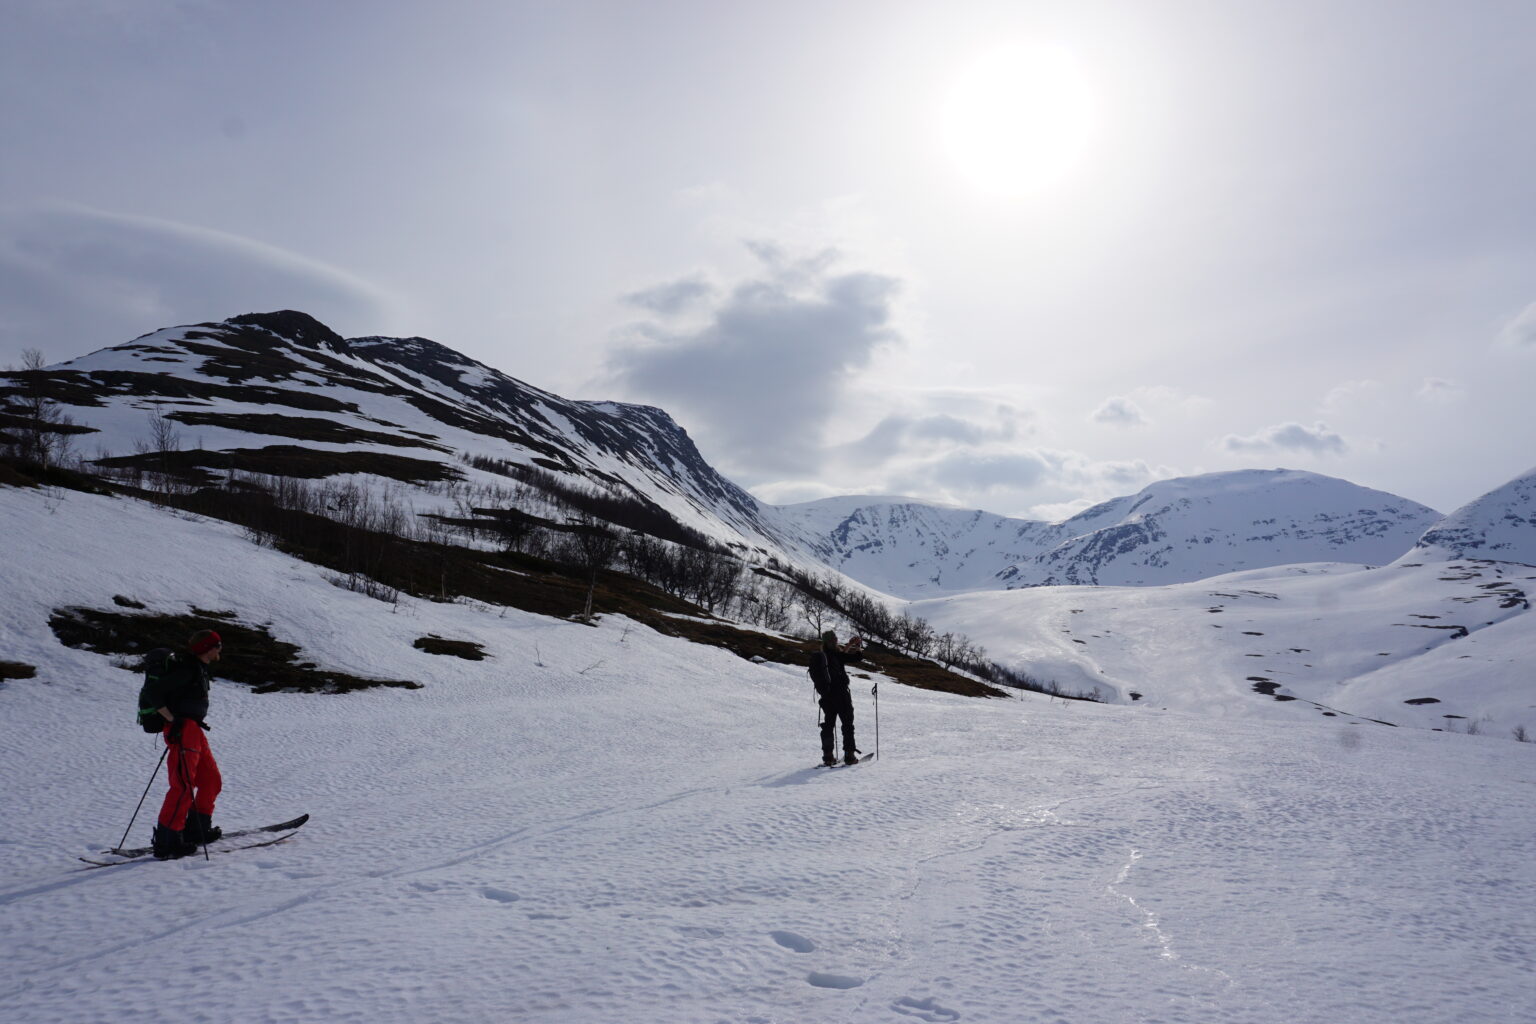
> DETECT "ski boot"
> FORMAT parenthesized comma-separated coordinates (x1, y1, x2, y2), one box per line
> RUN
(151, 825, 196, 860)
(843, 751, 860, 765)
(186, 810, 222, 844)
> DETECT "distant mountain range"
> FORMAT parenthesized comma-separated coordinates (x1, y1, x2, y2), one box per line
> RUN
(788, 470, 1446, 597)
(4, 310, 1532, 602)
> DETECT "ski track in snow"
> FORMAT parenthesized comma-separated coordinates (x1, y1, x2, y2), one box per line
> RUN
(2, 484, 1535, 1023)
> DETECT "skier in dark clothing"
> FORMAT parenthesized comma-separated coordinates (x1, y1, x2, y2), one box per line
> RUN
(143, 629, 225, 859)
(810, 630, 865, 766)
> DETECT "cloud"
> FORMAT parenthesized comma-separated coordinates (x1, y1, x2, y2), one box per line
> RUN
(1498, 302, 1536, 349)
(886, 449, 1175, 515)
(923, 450, 1061, 492)
(1320, 379, 1384, 411)
(621, 274, 716, 316)
(900, 450, 1168, 496)
(753, 437, 1181, 518)
(1220, 421, 1348, 456)
(0, 203, 394, 366)
(1416, 377, 1465, 404)
(1091, 396, 1147, 427)
(608, 243, 901, 478)
(835, 409, 1026, 463)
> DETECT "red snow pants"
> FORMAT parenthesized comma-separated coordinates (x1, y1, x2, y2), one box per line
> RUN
(157, 720, 221, 830)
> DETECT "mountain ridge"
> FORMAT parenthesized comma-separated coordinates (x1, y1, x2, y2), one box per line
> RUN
(785, 469, 1443, 597)
(34, 310, 797, 559)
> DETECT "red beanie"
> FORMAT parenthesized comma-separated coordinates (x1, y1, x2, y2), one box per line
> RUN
(190, 631, 222, 656)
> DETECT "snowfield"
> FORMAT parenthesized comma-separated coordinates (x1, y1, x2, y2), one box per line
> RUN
(2, 483, 1534, 1024)
(912, 557, 1536, 739)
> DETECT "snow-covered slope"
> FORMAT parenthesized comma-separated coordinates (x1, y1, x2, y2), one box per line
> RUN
(2, 479, 1534, 1024)
(787, 470, 1441, 597)
(914, 558, 1535, 736)
(1412, 463, 1536, 565)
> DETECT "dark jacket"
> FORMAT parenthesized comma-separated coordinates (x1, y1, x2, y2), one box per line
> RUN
(812, 644, 861, 695)
(142, 651, 211, 723)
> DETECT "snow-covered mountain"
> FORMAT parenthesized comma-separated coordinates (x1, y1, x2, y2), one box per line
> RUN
(998, 469, 1441, 588)
(776, 495, 1057, 596)
(21, 310, 797, 557)
(788, 470, 1442, 597)
(1411, 463, 1536, 565)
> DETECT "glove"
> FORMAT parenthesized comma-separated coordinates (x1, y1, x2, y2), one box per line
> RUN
(167, 719, 184, 744)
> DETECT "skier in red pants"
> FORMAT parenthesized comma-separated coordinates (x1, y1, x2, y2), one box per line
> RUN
(144, 629, 225, 859)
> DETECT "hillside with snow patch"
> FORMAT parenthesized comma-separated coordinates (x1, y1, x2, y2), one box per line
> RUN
(914, 557, 1534, 737)
(24, 310, 807, 561)
(1413, 463, 1536, 565)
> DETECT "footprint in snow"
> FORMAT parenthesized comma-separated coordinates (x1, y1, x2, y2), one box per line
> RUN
(481, 887, 520, 904)
(770, 930, 815, 953)
(893, 995, 961, 1021)
(807, 972, 864, 989)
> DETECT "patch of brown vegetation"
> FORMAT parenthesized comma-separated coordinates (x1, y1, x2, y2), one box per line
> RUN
(95, 446, 460, 484)
(1, 369, 362, 415)
(0, 459, 38, 488)
(413, 636, 488, 660)
(166, 411, 447, 451)
(0, 456, 113, 494)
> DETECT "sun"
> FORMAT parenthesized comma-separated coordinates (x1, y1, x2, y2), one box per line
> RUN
(940, 42, 1097, 197)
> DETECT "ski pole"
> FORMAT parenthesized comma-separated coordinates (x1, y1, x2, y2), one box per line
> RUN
(117, 746, 167, 852)
(872, 681, 880, 760)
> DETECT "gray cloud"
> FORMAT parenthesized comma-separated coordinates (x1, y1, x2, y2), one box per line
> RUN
(608, 243, 900, 478)
(622, 274, 716, 316)
(1091, 396, 1148, 427)
(837, 411, 1023, 463)
(924, 450, 1059, 492)
(1221, 421, 1348, 456)
(0, 204, 393, 366)
(905, 450, 1167, 498)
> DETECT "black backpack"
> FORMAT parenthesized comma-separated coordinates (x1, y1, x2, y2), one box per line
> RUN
(136, 647, 175, 733)
(807, 651, 831, 696)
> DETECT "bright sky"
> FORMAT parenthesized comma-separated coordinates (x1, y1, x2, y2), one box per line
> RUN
(3, 0, 1534, 518)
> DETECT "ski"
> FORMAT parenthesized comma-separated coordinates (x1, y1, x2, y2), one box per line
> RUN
(96, 814, 310, 860)
(79, 827, 304, 869)
(813, 753, 875, 769)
